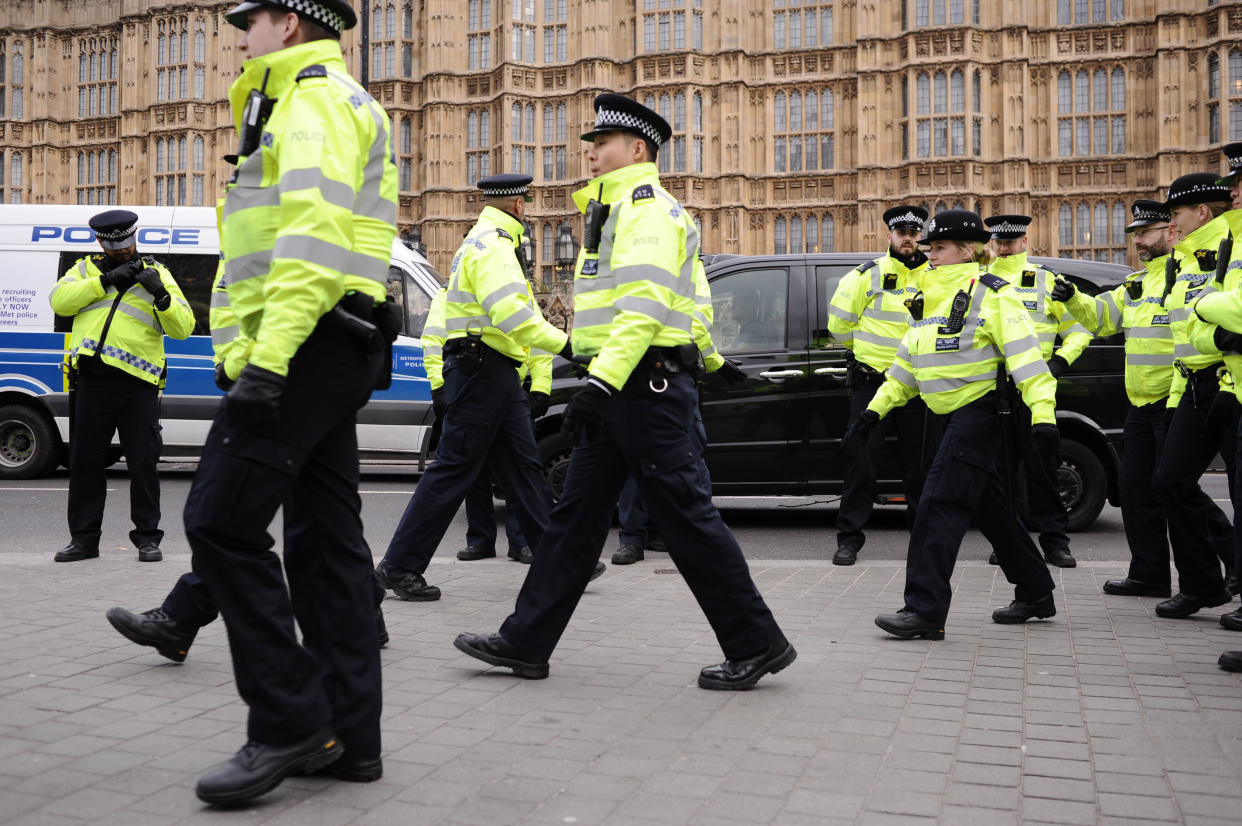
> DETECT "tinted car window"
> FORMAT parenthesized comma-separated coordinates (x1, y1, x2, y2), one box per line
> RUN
(814, 262, 869, 340)
(711, 267, 788, 354)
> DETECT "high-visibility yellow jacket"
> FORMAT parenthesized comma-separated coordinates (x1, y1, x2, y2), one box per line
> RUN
(49, 254, 194, 387)
(444, 206, 567, 367)
(570, 162, 699, 389)
(422, 287, 447, 390)
(220, 39, 397, 379)
(522, 278, 555, 393)
(867, 262, 1057, 424)
(991, 252, 1093, 364)
(208, 261, 238, 367)
(691, 253, 725, 373)
(1186, 210, 1242, 398)
(1165, 212, 1237, 407)
(827, 253, 927, 372)
(1063, 255, 1175, 406)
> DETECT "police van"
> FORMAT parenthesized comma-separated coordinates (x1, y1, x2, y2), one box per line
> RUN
(0, 205, 439, 479)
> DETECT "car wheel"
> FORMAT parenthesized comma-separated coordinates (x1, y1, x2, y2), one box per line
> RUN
(1057, 438, 1108, 532)
(0, 404, 62, 480)
(537, 428, 574, 501)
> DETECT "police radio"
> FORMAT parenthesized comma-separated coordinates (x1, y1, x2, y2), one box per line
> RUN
(583, 184, 610, 254)
(1216, 235, 1234, 286)
(937, 289, 970, 335)
(237, 69, 275, 160)
(1162, 256, 1179, 301)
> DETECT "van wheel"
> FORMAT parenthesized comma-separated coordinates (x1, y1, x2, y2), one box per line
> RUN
(0, 404, 62, 480)
(1058, 438, 1108, 532)
(537, 428, 574, 502)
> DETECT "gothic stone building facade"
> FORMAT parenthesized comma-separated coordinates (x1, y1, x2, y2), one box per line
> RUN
(1, 0, 1240, 284)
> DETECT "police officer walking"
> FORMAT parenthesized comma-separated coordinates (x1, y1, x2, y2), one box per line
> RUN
(48, 209, 194, 563)
(375, 173, 577, 601)
(184, 0, 401, 805)
(454, 94, 795, 690)
(846, 209, 1058, 639)
(986, 214, 1092, 569)
(827, 205, 931, 566)
(1139, 173, 1238, 620)
(1056, 201, 1178, 597)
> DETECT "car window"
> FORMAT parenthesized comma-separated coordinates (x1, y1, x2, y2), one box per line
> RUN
(813, 263, 864, 347)
(710, 267, 787, 354)
(386, 264, 435, 339)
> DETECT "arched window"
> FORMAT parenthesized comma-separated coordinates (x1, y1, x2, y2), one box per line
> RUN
(788, 91, 801, 131)
(693, 92, 702, 131)
(806, 215, 819, 253)
(1093, 69, 1107, 111)
(1058, 71, 1072, 114)
(1209, 53, 1221, 99)
(542, 105, 553, 142)
(972, 70, 981, 113)
(1111, 67, 1125, 110)
(1112, 201, 1126, 246)
(805, 91, 818, 130)
(555, 104, 565, 141)
(822, 90, 834, 128)
(511, 103, 522, 141)
(108, 149, 116, 181)
(790, 217, 802, 256)
(479, 110, 489, 143)
(155, 139, 164, 173)
(524, 103, 534, 142)
(77, 151, 86, 185)
(1094, 202, 1108, 249)
(774, 217, 786, 255)
(467, 111, 477, 148)
(1075, 70, 1089, 113)
(916, 0, 929, 27)
(674, 91, 686, 131)
(1076, 204, 1090, 245)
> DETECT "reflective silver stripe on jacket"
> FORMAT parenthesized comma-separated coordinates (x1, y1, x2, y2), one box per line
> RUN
(828, 304, 859, 324)
(1127, 353, 1176, 366)
(1126, 327, 1173, 340)
(271, 234, 387, 283)
(917, 370, 1000, 394)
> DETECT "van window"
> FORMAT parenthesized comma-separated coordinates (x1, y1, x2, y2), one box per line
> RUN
(52, 251, 217, 336)
(710, 267, 788, 354)
(387, 265, 433, 339)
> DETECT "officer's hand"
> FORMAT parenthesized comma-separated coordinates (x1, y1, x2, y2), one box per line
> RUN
(528, 390, 550, 420)
(1030, 423, 1061, 460)
(561, 380, 613, 445)
(137, 267, 171, 310)
(717, 359, 747, 384)
(1207, 390, 1240, 435)
(558, 339, 574, 361)
(431, 387, 446, 421)
(1047, 354, 1070, 379)
(225, 364, 286, 427)
(213, 363, 234, 392)
(841, 409, 880, 456)
(101, 258, 142, 291)
(1213, 326, 1242, 354)
(1050, 276, 1076, 302)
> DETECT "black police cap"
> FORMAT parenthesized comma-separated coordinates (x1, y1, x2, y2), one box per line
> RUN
(580, 93, 672, 151)
(921, 209, 991, 245)
(225, 0, 356, 37)
(1125, 199, 1170, 234)
(478, 173, 534, 202)
(88, 209, 139, 243)
(1164, 172, 1231, 209)
(984, 214, 1032, 240)
(882, 205, 928, 231)
(1219, 141, 1242, 187)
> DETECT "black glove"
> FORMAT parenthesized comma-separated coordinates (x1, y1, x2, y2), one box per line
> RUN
(374, 298, 404, 342)
(137, 266, 171, 311)
(717, 359, 747, 384)
(1047, 355, 1070, 379)
(1030, 422, 1061, 460)
(431, 387, 446, 421)
(1207, 390, 1240, 435)
(561, 381, 612, 445)
(1050, 276, 1075, 302)
(558, 339, 575, 361)
(213, 363, 234, 392)
(1213, 326, 1242, 354)
(841, 409, 880, 456)
(528, 390, 550, 420)
(225, 364, 286, 427)
(100, 258, 142, 291)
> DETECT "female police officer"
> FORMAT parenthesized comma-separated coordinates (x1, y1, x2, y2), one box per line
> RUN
(842, 209, 1058, 639)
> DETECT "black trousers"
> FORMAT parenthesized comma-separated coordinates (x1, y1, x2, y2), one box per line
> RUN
(184, 317, 385, 758)
(464, 468, 528, 552)
(1153, 369, 1234, 597)
(903, 395, 1055, 627)
(500, 370, 783, 662)
(383, 348, 551, 573)
(1012, 396, 1071, 553)
(1119, 402, 1172, 587)
(835, 380, 932, 551)
(161, 568, 385, 630)
(67, 360, 163, 548)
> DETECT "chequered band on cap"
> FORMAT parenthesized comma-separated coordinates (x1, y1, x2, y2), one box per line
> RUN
(593, 108, 665, 148)
(990, 222, 1027, 235)
(1133, 206, 1166, 221)
(482, 185, 528, 196)
(887, 211, 923, 227)
(95, 226, 136, 242)
(283, 0, 346, 34)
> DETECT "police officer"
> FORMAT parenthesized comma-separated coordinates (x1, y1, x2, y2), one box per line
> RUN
(185, 0, 400, 804)
(1135, 173, 1238, 621)
(375, 173, 578, 600)
(1055, 201, 1178, 597)
(48, 209, 194, 563)
(454, 94, 794, 690)
(986, 214, 1092, 569)
(827, 205, 931, 566)
(848, 209, 1058, 639)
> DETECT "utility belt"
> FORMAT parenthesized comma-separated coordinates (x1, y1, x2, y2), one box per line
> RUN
(322, 291, 403, 390)
(1175, 360, 1226, 409)
(444, 335, 522, 375)
(641, 343, 703, 377)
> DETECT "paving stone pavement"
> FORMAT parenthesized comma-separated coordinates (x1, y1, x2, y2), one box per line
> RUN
(1, 553, 1241, 825)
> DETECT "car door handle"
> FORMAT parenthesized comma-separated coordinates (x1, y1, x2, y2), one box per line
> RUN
(814, 367, 849, 377)
(758, 369, 804, 379)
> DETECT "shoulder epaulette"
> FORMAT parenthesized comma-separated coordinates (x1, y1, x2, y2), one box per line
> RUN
(858, 259, 878, 273)
(296, 64, 328, 82)
(632, 184, 655, 203)
(979, 273, 1008, 291)
(495, 227, 512, 241)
